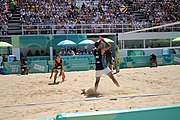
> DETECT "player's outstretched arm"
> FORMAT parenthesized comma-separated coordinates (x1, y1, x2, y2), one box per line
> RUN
(99, 36, 111, 54)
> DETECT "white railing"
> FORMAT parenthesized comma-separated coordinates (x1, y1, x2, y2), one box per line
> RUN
(0, 23, 179, 36)
(20, 23, 180, 35)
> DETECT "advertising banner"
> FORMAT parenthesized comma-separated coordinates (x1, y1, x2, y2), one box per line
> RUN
(172, 54, 180, 64)
(120, 54, 180, 68)
(48, 58, 90, 72)
(28, 61, 48, 73)
(3, 62, 21, 74)
(127, 50, 145, 56)
(120, 56, 149, 68)
(65, 59, 90, 71)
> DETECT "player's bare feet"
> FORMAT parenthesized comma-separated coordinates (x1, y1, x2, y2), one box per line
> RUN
(54, 81, 60, 84)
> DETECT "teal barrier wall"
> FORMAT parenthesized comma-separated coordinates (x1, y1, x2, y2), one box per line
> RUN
(120, 56, 150, 68)
(2, 62, 21, 74)
(1, 55, 95, 74)
(62, 55, 95, 70)
(28, 61, 48, 73)
(48, 59, 90, 72)
(47, 55, 95, 72)
(2, 54, 180, 74)
(120, 54, 180, 68)
(2, 61, 49, 74)
(27, 55, 95, 63)
(127, 50, 145, 56)
(65, 59, 90, 71)
(54, 105, 180, 120)
(27, 56, 50, 61)
(173, 54, 180, 64)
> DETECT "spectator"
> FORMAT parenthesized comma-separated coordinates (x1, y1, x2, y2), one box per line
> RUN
(67, 48, 75, 56)
(13, 0, 17, 11)
(5, 51, 10, 62)
(0, 0, 178, 35)
(27, 50, 33, 56)
(59, 48, 66, 56)
(13, 56, 18, 62)
(41, 50, 45, 56)
(76, 49, 81, 55)
(1, 24, 8, 35)
(9, 0, 15, 14)
(34, 50, 40, 56)
(20, 52, 24, 59)
(83, 49, 89, 55)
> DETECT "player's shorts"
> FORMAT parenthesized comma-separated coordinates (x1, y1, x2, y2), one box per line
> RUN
(96, 67, 111, 78)
(54, 68, 62, 72)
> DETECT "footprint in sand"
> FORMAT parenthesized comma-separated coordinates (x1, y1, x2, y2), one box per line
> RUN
(111, 87, 138, 95)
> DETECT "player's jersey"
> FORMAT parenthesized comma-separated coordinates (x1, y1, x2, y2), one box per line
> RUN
(94, 49, 106, 70)
(54, 59, 62, 69)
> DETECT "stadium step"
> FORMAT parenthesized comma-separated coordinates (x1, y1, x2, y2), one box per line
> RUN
(7, 7, 22, 35)
(13, 14, 21, 17)
(8, 20, 21, 23)
(8, 23, 21, 27)
(7, 30, 22, 35)
(8, 23, 21, 26)
(8, 11, 20, 14)
(15, 11, 20, 14)
(11, 16, 20, 20)
(131, 10, 145, 20)
(8, 26, 21, 30)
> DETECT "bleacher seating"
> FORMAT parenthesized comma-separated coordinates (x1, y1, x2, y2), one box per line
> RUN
(0, 0, 179, 35)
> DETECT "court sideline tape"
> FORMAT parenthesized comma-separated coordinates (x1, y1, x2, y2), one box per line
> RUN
(1, 92, 180, 108)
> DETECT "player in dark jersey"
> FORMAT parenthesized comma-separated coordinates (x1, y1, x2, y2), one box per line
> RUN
(50, 54, 65, 84)
(93, 37, 120, 91)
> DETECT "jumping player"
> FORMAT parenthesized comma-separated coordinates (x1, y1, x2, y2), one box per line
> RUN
(93, 37, 120, 91)
(50, 54, 65, 84)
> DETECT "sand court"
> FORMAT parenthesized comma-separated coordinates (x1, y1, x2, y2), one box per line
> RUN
(0, 65, 180, 120)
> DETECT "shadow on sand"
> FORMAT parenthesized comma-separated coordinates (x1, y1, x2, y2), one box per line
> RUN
(48, 82, 60, 85)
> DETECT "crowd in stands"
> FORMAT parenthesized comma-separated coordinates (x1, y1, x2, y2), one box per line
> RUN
(0, 0, 179, 35)
(0, 1, 10, 35)
(19, 0, 179, 33)
(19, 0, 130, 33)
(25, 48, 93, 57)
(0, 0, 18, 35)
(133, 0, 179, 28)
(59, 48, 93, 56)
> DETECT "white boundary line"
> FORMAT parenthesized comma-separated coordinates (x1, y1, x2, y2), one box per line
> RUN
(1, 92, 180, 108)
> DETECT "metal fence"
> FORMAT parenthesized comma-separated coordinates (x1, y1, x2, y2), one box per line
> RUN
(0, 23, 179, 36)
